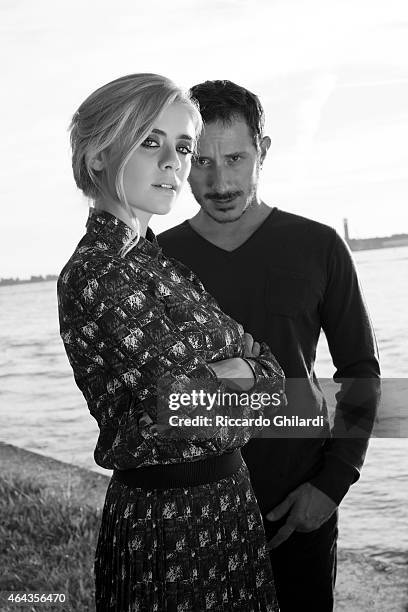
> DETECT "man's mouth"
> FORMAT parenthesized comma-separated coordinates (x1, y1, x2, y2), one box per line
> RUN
(207, 193, 241, 205)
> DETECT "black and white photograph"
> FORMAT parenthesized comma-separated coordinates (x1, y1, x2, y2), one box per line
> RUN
(1, 1, 407, 610)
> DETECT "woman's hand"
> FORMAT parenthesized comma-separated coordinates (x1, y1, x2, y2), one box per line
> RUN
(209, 333, 263, 390)
(243, 332, 260, 358)
(210, 357, 254, 391)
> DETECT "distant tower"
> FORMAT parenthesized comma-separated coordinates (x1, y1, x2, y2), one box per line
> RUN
(343, 218, 350, 242)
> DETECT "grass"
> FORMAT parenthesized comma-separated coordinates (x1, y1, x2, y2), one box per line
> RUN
(0, 475, 101, 611)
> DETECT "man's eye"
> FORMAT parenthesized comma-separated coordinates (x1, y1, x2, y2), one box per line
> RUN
(229, 155, 241, 162)
(142, 138, 159, 148)
(193, 157, 210, 167)
(177, 145, 193, 155)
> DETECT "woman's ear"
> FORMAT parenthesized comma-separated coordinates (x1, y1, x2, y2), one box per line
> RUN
(87, 151, 104, 171)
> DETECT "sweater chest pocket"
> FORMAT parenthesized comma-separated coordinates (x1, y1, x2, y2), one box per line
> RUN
(266, 268, 312, 318)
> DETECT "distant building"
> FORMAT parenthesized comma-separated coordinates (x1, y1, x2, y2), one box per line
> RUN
(343, 219, 408, 252)
(343, 218, 350, 242)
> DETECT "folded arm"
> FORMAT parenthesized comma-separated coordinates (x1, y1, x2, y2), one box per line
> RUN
(58, 257, 284, 467)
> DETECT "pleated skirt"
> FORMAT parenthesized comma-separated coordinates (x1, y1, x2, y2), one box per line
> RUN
(94, 462, 279, 611)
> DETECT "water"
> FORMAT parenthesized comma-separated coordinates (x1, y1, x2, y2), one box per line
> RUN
(1, 247, 407, 564)
(316, 246, 408, 565)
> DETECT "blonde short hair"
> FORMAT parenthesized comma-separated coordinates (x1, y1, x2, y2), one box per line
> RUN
(70, 73, 202, 204)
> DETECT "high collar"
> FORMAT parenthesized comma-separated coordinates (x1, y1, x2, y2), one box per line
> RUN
(86, 209, 161, 259)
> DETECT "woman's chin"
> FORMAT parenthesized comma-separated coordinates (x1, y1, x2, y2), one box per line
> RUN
(155, 199, 177, 215)
(130, 194, 177, 217)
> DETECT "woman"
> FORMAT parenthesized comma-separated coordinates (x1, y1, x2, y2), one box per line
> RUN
(58, 73, 283, 611)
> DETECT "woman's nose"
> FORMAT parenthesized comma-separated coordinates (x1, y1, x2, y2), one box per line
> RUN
(159, 146, 181, 171)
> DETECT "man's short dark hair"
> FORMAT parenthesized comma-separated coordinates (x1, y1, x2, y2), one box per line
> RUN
(189, 80, 265, 149)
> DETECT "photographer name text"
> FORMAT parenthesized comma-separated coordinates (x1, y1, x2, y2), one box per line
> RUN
(168, 415, 325, 428)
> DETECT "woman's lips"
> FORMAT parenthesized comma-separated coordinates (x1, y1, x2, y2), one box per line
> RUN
(152, 184, 176, 194)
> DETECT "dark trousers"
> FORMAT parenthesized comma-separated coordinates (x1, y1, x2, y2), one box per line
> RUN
(263, 510, 338, 612)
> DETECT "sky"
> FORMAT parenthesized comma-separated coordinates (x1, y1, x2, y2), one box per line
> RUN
(2, 0, 408, 277)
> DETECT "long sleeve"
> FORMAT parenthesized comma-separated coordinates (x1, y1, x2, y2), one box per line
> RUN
(58, 255, 222, 467)
(309, 233, 381, 504)
(58, 249, 285, 469)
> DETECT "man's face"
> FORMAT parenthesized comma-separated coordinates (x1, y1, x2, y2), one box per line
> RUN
(189, 116, 266, 224)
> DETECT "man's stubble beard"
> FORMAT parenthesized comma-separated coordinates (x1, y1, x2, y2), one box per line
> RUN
(199, 183, 259, 225)
(203, 206, 248, 225)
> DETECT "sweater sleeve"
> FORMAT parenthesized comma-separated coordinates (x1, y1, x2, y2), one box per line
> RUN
(309, 232, 381, 505)
(58, 256, 285, 469)
(58, 257, 230, 469)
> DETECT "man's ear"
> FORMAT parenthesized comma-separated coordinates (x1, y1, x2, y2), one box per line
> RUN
(259, 135, 271, 167)
(87, 151, 105, 171)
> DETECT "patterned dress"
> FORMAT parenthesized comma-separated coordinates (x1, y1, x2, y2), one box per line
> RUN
(58, 210, 283, 611)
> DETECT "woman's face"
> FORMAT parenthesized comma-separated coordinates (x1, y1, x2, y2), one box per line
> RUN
(122, 102, 196, 218)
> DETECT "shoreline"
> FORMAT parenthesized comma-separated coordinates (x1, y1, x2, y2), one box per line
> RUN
(1, 442, 407, 611)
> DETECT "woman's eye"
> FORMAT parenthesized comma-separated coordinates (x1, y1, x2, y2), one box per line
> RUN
(177, 145, 193, 155)
(142, 138, 159, 148)
(230, 155, 241, 162)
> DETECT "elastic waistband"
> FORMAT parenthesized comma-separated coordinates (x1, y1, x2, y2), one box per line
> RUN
(112, 449, 243, 490)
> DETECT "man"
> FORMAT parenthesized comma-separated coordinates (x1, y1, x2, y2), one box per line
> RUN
(158, 80, 380, 611)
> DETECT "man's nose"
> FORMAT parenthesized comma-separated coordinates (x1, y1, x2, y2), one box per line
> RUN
(207, 165, 229, 191)
(159, 145, 181, 172)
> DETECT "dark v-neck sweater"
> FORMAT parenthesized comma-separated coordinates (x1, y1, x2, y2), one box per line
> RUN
(158, 208, 380, 512)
